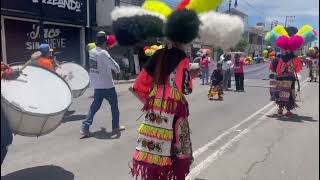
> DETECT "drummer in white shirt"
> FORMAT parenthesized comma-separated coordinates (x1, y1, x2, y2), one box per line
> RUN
(81, 32, 125, 138)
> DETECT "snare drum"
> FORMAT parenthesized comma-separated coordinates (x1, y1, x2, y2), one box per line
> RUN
(55, 62, 89, 98)
(1, 64, 72, 137)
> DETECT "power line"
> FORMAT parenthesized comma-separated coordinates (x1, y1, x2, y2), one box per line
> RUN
(241, 0, 267, 16)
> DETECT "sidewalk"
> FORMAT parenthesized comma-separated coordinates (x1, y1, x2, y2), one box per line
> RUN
(195, 82, 319, 180)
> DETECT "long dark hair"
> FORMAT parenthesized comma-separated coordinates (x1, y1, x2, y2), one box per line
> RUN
(145, 47, 187, 85)
(281, 52, 296, 63)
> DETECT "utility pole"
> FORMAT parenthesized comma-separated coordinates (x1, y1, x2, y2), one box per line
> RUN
(285, 16, 295, 27)
(228, 0, 238, 13)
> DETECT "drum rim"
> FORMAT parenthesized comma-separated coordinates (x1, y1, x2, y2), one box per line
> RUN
(9, 62, 73, 92)
(1, 95, 71, 117)
(2, 63, 72, 116)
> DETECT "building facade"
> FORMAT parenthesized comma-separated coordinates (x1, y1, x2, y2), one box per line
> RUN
(1, 0, 90, 66)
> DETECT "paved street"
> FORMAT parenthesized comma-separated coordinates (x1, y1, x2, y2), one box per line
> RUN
(1, 62, 319, 180)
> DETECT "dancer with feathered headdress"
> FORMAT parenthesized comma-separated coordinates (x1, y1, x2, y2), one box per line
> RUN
(265, 25, 318, 116)
(111, 0, 244, 179)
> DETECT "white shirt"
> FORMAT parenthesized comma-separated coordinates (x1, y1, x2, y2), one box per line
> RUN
(312, 58, 319, 69)
(222, 60, 233, 71)
(89, 47, 120, 89)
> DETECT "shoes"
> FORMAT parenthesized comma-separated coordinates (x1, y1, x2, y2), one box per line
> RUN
(80, 126, 90, 139)
(112, 126, 126, 132)
(285, 111, 293, 117)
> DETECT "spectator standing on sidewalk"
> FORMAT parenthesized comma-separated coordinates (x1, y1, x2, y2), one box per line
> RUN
(200, 53, 211, 85)
(81, 31, 125, 138)
(233, 53, 245, 91)
(222, 54, 233, 90)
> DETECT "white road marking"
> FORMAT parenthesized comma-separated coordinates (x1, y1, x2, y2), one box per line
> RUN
(192, 101, 274, 158)
(188, 79, 309, 179)
(187, 106, 277, 180)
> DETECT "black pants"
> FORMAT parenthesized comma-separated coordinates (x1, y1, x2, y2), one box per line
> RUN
(235, 73, 244, 91)
(1, 147, 8, 165)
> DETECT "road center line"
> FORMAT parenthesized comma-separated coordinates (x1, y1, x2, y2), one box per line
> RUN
(192, 78, 308, 159)
(187, 80, 309, 179)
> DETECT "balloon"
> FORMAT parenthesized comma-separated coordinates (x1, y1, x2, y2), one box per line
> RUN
(186, 0, 223, 14)
(263, 50, 268, 57)
(143, 0, 173, 18)
(144, 44, 164, 56)
(176, 0, 190, 10)
(159, 0, 181, 9)
(273, 25, 289, 37)
(145, 49, 154, 56)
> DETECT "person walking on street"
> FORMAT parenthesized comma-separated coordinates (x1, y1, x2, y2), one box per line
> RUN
(233, 53, 245, 91)
(222, 54, 233, 90)
(200, 53, 211, 85)
(81, 32, 125, 138)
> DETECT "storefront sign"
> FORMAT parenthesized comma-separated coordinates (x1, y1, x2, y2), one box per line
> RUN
(4, 19, 81, 64)
(32, 0, 83, 12)
(1, 0, 87, 25)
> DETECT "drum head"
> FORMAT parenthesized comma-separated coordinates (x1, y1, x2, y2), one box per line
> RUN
(55, 62, 89, 91)
(1, 65, 72, 115)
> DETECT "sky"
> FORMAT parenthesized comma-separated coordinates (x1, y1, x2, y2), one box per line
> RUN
(219, 0, 319, 34)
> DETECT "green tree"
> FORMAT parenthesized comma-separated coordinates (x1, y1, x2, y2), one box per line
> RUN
(231, 37, 249, 52)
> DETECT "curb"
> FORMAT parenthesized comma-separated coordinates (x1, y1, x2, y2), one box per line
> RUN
(114, 79, 135, 85)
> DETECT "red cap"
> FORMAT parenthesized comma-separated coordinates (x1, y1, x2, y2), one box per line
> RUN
(106, 35, 116, 48)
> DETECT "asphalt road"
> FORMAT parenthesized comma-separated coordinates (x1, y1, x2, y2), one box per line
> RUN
(1, 62, 318, 180)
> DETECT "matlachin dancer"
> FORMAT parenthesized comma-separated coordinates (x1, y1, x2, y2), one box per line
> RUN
(268, 53, 280, 101)
(110, 0, 244, 178)
(265, 25, 317, 116)
(276, 51, 302, 116)
(131, 43, 195, 179)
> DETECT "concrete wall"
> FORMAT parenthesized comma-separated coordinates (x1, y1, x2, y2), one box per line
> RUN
(96, 0, 115, 27)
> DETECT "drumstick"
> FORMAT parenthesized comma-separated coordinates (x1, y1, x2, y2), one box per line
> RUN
(20, 51, 42, 71)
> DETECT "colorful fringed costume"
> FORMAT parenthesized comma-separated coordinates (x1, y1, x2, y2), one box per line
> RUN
(275, 54, 302, 111)
(265, 25, 317, 115)
(208, 68, 223, 100)
(110, 0, 244, 178)
(131, 48, 193, 180)
(307, 47, 319, 82)
(269, 58, 279, 101)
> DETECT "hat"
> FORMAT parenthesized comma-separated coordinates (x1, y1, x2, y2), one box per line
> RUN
(39, 44, 50, 55)
(97, 31, 106, 37)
